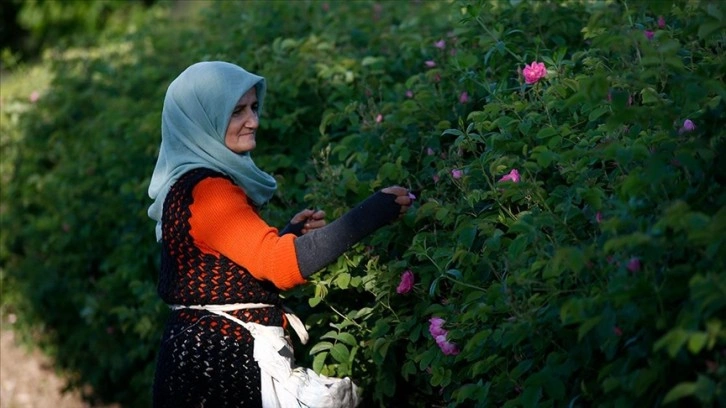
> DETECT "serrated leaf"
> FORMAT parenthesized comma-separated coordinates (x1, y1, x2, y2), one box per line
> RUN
(313, 351, 328, 373)
(536, 126, 558, 139)
(662, 381, 698, 404)
(687, 332, 708, 354)
(330, 343, 350, 363)
(308, 341, 333, 355)
(335, 273, 351, 289)
(337, 332, 357, 347)
(578, 316, 602, 341)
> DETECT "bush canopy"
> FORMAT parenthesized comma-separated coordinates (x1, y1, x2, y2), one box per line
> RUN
(1, 0, 724, 407)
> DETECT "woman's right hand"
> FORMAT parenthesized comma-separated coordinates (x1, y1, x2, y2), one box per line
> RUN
(381, 186, 413, 216)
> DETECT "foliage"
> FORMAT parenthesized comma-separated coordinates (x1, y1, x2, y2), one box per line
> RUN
(1, 0, 155, 66)
(1, 0, 724, 407)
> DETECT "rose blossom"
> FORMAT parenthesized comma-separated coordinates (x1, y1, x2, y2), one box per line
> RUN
(522, 61, 546, 84)
(498, 169, 520, 183)
(681, 119, 696, 133)
(425, 60, 436, 68)
(451, 169, 463, 179)
(657, 16, 666, 29)
(438, 339, 460, 356)
(396, 270, 415, 294)
(459, 91, 469, 104)
(428, 317, 447, 337)
(626, 257, 641, 273)
(644, 30, 654, 40)
(434, 40, 446, 49)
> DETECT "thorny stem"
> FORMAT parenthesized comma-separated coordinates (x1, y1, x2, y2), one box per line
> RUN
(325, 301, 364, 329)
(441, 273, 487, 292)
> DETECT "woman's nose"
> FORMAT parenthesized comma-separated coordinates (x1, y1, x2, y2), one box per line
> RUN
(245, 111, 259, 129)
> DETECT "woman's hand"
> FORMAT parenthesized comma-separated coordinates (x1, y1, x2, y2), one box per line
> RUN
(290, 208, 327, 234)
(381, 186, 414, 216)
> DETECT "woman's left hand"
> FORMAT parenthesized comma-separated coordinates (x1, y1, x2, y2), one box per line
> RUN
(290, 209, 326, 234)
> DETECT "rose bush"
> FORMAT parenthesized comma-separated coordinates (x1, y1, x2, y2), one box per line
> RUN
(1, 0, 724, 407)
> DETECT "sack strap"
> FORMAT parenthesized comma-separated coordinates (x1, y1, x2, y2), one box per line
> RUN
(169, 303, 309, 345)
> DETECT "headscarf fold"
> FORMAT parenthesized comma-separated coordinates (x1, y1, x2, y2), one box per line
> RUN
(148, 61, 277, 241)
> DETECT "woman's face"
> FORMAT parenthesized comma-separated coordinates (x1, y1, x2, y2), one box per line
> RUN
(224, 87, 259, 153)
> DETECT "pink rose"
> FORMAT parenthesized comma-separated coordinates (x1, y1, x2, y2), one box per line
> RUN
(406, 90, 414, 98)
(432, 174, 440, 184)
(522, 61, 546, 84)
(428, 317, 447, 338)
(425, 60, 436, 68)
(644, 30, 654, 40)
(657, 16, 666, 29)
(375, 114, 383, 123)
(396, 270, 415, 294)
(438, 340, 460, 356)
(435, 334, 459, 356)
(459, 91, 469, 104)
(434, 40, 446, 49)
(498, 169, 520, 183)
(595, 212, 603, 223)
(681, 119, 696, 133)
(626, 257, 641, 273)
(451, 169, 463, 179)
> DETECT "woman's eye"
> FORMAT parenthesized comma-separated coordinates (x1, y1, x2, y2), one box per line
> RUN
(252, 104, 259, 113)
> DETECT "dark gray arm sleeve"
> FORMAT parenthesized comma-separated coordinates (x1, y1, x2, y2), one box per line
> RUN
(294, 191, 401, 278)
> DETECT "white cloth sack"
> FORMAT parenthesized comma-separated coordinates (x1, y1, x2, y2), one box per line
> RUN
(209, 309, 360, 408)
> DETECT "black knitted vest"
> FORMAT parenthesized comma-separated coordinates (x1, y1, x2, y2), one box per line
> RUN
(152, 168, 282, 408)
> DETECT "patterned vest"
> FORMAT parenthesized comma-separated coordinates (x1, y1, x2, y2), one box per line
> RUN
(158, 167, 285, 337)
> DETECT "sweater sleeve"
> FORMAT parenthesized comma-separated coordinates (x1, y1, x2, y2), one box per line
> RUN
(294, 191, 401, 278)
(188, 177, 305, 290)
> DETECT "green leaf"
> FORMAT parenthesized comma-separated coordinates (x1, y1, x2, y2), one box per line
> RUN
(330, 343, 350, 364)
(519, 386, 541, 408)
(687, 332, 708, 354)
(312, 351, 328, 373)
(308, 341, 333, 355)
(588, 106, 609, 121)
(335, 273, 351, 289)
(603, 233, 651, 253)
(698, 21, 725, 40)
(536, 126, 558, 139)
(663, 381, 698, 404)
(337, 332, 357, 347)
(578, 316, 602, 341)
(308, 296, 322, 307)
(653, 329, 689, 358)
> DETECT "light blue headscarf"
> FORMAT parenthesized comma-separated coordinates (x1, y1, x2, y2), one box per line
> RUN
(148, 61, 277, 241)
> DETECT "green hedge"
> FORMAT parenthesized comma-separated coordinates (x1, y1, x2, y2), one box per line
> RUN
(1, 0, 724, 407)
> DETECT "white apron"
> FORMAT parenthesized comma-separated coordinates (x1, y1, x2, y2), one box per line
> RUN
(170, 303, 360, 408)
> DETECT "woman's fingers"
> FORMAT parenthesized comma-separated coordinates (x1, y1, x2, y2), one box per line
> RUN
(290, 209, 314, 225)
(381, 186, 408, 197)
(382, 185, 414, 215)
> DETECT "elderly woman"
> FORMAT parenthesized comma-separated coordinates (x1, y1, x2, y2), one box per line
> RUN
(147, 61, 411, 408)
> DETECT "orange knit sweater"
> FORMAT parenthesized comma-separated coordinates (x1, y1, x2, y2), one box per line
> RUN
(187, 177, 306, 291)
